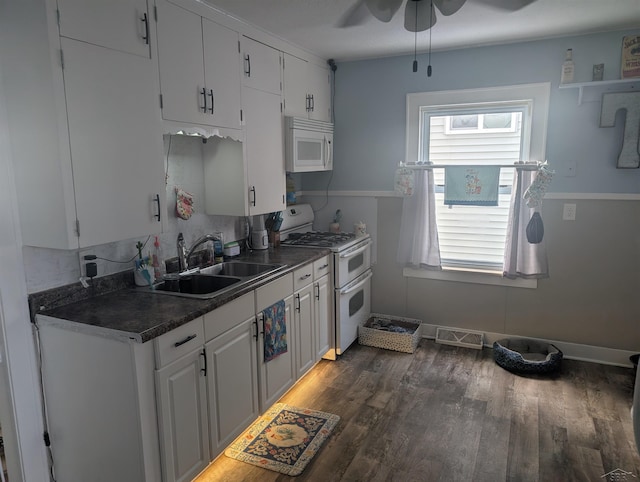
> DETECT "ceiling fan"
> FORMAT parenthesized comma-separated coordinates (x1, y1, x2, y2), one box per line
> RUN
(339, 0, 538, 32)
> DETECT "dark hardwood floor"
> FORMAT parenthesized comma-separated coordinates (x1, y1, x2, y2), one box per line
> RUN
(196, 339, 640, 482)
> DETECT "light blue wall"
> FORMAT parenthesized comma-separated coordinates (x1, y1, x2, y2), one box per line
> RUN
(302, 29, 640, 194)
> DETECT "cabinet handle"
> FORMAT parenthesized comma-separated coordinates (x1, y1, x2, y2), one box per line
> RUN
(200, 349, 207, 376)
(295, 293, 301, 313)
(258, 313, 265, 336)
(200, 88, 207, 113)
(319, 263, 329, 270)
(140, 13, 149, 45)
(249, 186, 256, 207)
(154, 194, 161, 222)
(306, 94, 311, 112)
(315, 283, 320, 300)
(174, 334, 197, 347)
(310, 94, 315, 112)
(253, 318, 259, 339)
(208, 89, 214, 114)
(299, 273, 311, 281)
(244, 54, 251, 77)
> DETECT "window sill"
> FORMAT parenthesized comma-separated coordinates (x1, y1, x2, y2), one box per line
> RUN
(403, 267, 537, 289)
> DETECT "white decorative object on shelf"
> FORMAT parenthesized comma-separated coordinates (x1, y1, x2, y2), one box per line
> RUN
(600, 92, 640, 168)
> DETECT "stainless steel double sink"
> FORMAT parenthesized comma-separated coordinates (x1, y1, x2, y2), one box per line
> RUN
(139, 261, 285, 299)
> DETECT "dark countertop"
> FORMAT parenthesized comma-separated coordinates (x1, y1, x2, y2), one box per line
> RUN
(36, 247, 330, 343)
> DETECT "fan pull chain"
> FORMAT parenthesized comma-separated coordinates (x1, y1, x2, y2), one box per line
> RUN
(427, 0, 433, 77)
(412, 0, 418, 72)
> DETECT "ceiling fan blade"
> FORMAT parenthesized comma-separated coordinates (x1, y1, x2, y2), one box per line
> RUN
(475, 0, 537, 11)
(433, 0, 466, 16)
(364, 0, 404, 23)
(336, 0, 371, 28)
(404, 0, 436, 32)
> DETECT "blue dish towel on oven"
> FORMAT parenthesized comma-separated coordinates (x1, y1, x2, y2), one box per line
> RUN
(444, 166, 500, 206)
(263, 300, 287, 362)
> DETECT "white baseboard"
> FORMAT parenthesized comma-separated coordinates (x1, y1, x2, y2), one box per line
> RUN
(419, 323, 637, 368)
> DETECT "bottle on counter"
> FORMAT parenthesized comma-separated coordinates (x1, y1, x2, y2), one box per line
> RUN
(152, 236, 166, 282)
(560, 48, 574, 84)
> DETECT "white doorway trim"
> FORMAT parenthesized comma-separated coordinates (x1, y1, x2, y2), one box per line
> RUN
(0, 52, 49, 481)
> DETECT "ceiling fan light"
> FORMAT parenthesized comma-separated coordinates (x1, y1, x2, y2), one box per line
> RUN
(404, 0, 436, 32)
(364, 0, 404, 22)
(433, 0, 466, 16)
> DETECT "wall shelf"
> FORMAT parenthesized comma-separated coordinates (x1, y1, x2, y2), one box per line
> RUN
(559, 78, 640, 105)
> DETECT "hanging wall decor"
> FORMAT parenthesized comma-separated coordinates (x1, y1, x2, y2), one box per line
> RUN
(600, 91, 640, 168)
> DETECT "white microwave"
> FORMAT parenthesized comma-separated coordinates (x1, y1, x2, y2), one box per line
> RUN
(285, 116, 333, 172)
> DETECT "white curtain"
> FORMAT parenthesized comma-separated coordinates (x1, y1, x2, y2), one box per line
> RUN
(503, 169, 549, 279)
(397, 170, 442, 269)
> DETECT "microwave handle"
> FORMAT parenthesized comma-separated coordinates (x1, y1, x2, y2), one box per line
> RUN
(339, 239, 371, 259)
(339, 270, 373, 295)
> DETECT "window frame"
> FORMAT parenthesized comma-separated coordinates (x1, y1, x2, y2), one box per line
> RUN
(404, 83, 550, 288)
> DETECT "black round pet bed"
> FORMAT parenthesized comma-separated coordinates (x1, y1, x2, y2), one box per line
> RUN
(493, 338, 563, 374)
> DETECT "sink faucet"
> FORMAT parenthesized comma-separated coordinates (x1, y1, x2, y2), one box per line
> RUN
(177, 233, 223, 272)
(177, 232, 188, 272)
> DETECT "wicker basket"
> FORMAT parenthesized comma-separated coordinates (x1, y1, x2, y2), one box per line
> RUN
(358, 313, 422, 353)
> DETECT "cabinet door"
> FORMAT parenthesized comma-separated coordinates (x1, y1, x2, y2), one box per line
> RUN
(202, 19, 242, 130)
(241, 37, 282, 95)
(57, 0, 151, 58)
(61, 37, 164, 247)
(206, 318, 259, 459)
(294, 284, 315, 378)
(315, 274, 333, 360)
(156, 349, 210, 482)
(283, 53, 309, 118)
(258, 294, 295, 412)
(243, 87, 286, 215)
(155, 0, 208, 126)
(308, 63, 332, 122)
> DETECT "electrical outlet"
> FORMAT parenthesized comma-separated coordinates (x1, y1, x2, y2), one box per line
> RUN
(78, 249, 100, 277)
(562, 203, 576, 221)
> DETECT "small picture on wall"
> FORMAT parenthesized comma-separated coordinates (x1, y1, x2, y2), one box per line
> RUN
(621, 35, 640, 78)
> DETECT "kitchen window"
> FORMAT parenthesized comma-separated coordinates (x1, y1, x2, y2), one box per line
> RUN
(404, 83, 550, 286)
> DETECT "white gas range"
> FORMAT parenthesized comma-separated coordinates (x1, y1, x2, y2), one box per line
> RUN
(279, 204, 372, 357)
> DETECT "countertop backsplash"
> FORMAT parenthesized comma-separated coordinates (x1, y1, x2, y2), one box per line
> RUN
(23, 134, 248, 293)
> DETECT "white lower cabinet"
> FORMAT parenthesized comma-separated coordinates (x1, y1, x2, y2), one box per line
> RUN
(154, 317, 209, 482)
(155, 348, 210, 482)
(255, 273, 296, 412)
(293, 264, 315, 378)
(315, 273, 333, 359)
(204, 293, 259, 459)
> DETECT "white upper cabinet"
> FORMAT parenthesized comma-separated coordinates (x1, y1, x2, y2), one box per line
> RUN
(241, 36, 282, 95)
(62, 38, 165, 247)
(202, 18, 242, 129)
(4, 0, 165, 249)
(155, 0, 241, 130)
(283, 53, 331, 122)
(56, 0, 152, 58)
(243, 86, 286, 216)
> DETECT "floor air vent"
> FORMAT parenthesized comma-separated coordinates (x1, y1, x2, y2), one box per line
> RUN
(435, 327, 484, 350)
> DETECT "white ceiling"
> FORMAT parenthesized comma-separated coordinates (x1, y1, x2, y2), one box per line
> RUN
(202, 0, 640, 61)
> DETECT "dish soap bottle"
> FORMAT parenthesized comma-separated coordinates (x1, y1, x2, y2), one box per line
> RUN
(152, 236, 166, 282)
(560, 48, 574, 84)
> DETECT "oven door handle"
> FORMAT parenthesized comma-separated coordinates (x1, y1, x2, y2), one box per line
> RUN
(338, 239, 371, 259)
(339, 270, 373, 295)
